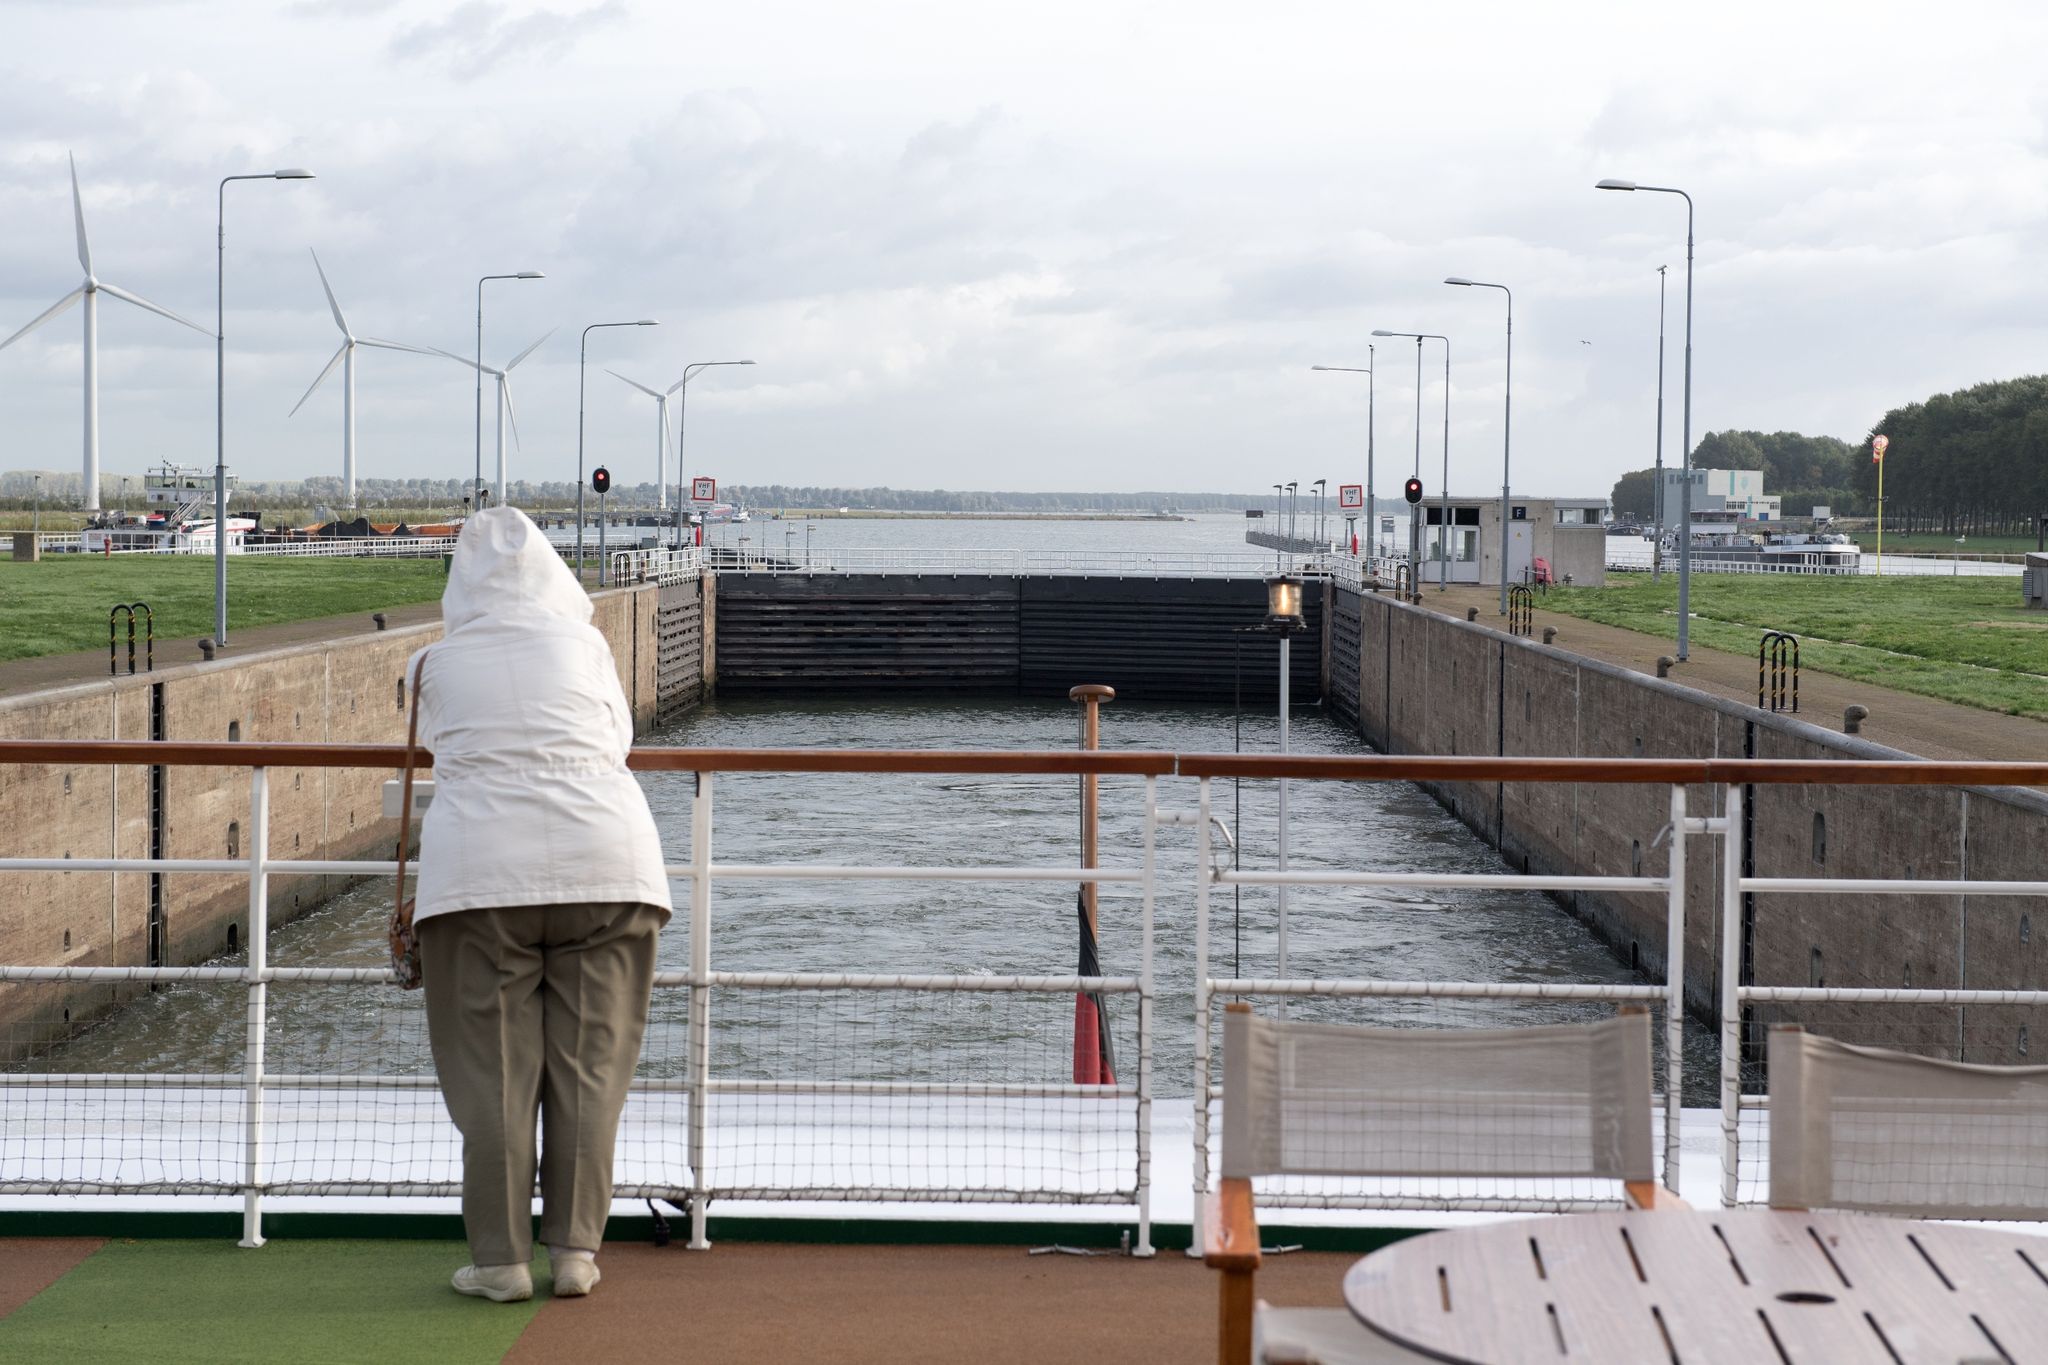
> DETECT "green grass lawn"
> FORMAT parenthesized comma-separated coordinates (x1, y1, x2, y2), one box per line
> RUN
(1545, 575, 2048, 718)
(1859, 531, 2042, 556)
(0, 557, 450, 662)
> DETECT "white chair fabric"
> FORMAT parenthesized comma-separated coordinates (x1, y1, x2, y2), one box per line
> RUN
(1768, 1026, 2048, 1219)
(1219, 1010, 1654, 1182)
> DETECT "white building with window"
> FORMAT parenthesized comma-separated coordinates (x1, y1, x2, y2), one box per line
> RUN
(1656, 468, 1781, 526)
(1416, 496, 1607, 586)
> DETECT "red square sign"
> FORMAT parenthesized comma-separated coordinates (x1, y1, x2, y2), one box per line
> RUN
(1338, 484, 1364, 510)
(691, 477, 717, 503)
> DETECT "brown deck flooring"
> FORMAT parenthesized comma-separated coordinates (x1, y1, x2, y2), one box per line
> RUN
(0, 1238, 103, 1316)
(506, 1242, 1358, 1364)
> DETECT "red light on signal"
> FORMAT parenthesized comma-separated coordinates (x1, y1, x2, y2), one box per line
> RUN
(1402, 477, 1424, 505)
(591, 467, 611, 495)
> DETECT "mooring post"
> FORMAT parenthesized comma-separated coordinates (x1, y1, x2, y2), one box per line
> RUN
(1069, 685, 1115, 943)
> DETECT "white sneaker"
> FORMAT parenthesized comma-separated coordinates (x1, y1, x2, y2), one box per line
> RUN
(452, 1263, 534, 1302)
(552, 1255, 601, 1298)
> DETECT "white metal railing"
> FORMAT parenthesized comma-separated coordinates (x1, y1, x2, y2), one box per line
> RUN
(1605, 544, 2024, 578)
(694, 547, 1332, 579)
(0, 758, 1157, 1254)
(8, 747, 2048, 1247)
(611, 547, 705, 585)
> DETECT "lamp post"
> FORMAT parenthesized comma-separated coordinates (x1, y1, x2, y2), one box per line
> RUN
(1311, 477, 1327, 549)
(1444, 279, 1513, 612)
(1597, 179, 1692, 658)
(475, 271, 544, 510)
(1372, 331, 1448, 593)
(1262, 574, 1305, 985)
(215, 168, 314, 649)
(577, 319, 659, 580)
(1285, 481, 1298, 543)
(1310, 353, 1375, 568)
(669, 359, 756, 550)
(1653, 265, 1667, 581)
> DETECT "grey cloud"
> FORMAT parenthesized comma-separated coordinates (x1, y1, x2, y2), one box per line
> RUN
(389, 0, 627, 81)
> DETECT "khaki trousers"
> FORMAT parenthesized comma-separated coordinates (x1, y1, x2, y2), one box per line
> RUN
(420, 901, 665, 1266)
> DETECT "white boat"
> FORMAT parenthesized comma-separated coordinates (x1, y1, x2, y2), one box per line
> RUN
(690, 502, 750, 525)
(79, 463, 253, 554)
(1680, 511, 1861, 574)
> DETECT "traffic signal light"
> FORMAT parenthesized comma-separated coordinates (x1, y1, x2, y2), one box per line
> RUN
(591, 467, 611, 495)
(1403, 476, 1424, 505)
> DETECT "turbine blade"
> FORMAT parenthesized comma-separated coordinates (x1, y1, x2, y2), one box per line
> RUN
(0, 288, 85, 352)
(96, 281, 211, 337)
(289, 343, 349, 416)
(503, 328, 554, 372)
(500, 377, 522, 450)
(357, 336, 440, 356)
(425, 345, 489, 372)
(666, 374, 690, 396)
(606, 367, 663, 399)
(309, 249, 349, 336)
(70, 153, 92, 278)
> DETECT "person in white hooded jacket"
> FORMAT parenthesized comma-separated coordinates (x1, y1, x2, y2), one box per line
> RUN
(406, 506, 671, 1303)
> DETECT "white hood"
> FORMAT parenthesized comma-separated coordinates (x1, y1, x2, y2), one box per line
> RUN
(442, 506, 590, 632)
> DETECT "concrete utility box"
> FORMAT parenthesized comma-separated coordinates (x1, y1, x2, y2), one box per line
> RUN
(10, 533, 38, 562)
(2026, 553, 2048, 610)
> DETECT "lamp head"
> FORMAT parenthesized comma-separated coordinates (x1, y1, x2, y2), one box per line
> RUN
(516, 271, 545, 279)
(636, 319, 659, 326)
(1263, 575, 1305, 633)
(1370, 329, 1399, 337)
(1444, 276, 1475, 286)
(273, 169, 315, 179)
(1595, 178, 1636, 191)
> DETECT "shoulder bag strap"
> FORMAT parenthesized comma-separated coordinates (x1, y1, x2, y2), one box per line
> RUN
(395, 652, 429, 924)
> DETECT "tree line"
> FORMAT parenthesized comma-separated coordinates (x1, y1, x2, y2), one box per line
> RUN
(0, 471, 1267, 514)
(1608, 374, 2048, 535)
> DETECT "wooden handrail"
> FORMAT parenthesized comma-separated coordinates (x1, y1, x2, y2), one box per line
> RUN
(0, 738, 2043, 787)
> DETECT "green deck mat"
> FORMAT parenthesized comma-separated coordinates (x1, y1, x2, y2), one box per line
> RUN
(0, 1240, 547, 1364)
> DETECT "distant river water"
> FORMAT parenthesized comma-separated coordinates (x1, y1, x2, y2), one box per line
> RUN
(40, 693, 1715, 1102)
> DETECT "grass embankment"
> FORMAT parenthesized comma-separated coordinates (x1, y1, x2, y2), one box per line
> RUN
(1861, 531, 2043, 556)
(1545, 576, 2048, 718)
(0, 558, 448, 662)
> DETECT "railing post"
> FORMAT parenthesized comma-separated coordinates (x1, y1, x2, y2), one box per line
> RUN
(1718, 783, 1744, 1207)
(687, 771, 714, 1250)
(239, 766, 270, 1248)
(1663, 784, 1686, 1193)
(1189, 776, 1212, 1258)
(1132, 776, 1157, 1256)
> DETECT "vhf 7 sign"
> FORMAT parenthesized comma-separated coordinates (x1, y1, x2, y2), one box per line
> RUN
(691, 477, 717, 503)
(1338, 484, 1364, 510)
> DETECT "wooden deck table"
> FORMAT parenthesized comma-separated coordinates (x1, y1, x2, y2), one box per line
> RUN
(1343, 1208, 2048, 1363)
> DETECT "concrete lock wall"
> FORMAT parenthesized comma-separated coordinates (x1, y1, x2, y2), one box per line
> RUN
(0, 581, 695, 1057)
(1333, 584, 2048, 1063)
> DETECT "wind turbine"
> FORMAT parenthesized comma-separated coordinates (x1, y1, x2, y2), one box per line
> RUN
(0, 154, 210, 512)
(606, 370, 685, 510)
(289, 250, 440, 508)
(438, 331, 553, 504)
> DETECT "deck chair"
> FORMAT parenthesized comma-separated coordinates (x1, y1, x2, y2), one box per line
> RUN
(1204, 1004, 1677, 1365)
(1768, 1025, 2048, 1219)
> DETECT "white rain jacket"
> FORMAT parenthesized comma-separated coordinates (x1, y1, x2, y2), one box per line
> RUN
(406, 507, 672, 923)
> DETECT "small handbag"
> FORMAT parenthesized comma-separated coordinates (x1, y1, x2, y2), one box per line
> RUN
(389, 652, 429, 990)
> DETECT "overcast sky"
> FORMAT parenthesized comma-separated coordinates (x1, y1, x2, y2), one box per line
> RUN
(1, 0, 2042, 500)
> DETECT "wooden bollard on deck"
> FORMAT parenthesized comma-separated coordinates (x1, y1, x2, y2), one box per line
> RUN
(1069, 684, 1116, 1085)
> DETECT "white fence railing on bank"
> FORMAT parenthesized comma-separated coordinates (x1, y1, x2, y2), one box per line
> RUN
(3, 744, 2047, 1249)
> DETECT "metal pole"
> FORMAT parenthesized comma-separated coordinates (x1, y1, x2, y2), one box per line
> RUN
(239, 766, 270, 1247)
(1677, 194, 1694, 659)
(1411, 336, 1422, 600)
(1276, 633, 1290, 985)
(687, 771, 713, 1249)
(1366, 345, 1375, 565)
(1498, 293, 1514, 617)
(1663, 784, 1686, 1192)
(474, 277, 485, 508)
(1719, 783, 1743, 1205)
(1437, 339, 1450, 590)
(676, 375, 691, 551)
(577, 327, 589, 579)
(1136, 773, 1156, 1257)
(214, 180, 229, 648)
(1653, 265, 1667, 582)
(1189, 775, 1212, 1258)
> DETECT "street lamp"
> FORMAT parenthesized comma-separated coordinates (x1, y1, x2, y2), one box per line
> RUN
(475, 271, 544, 510)
(215, 168, 314, 649)
(1597, 179, 1694, 658)
(670, 360, 756, 550)
(1310, 352, 1375, 563)
(1262, 574, 1306, 984)
(1444, 278, 1514, 613)
(1311, 477, 1327, 549)
(1373, 330, 1448, 595)
(578, 320, 659, 580)
(1285, 481, 1298, 542)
